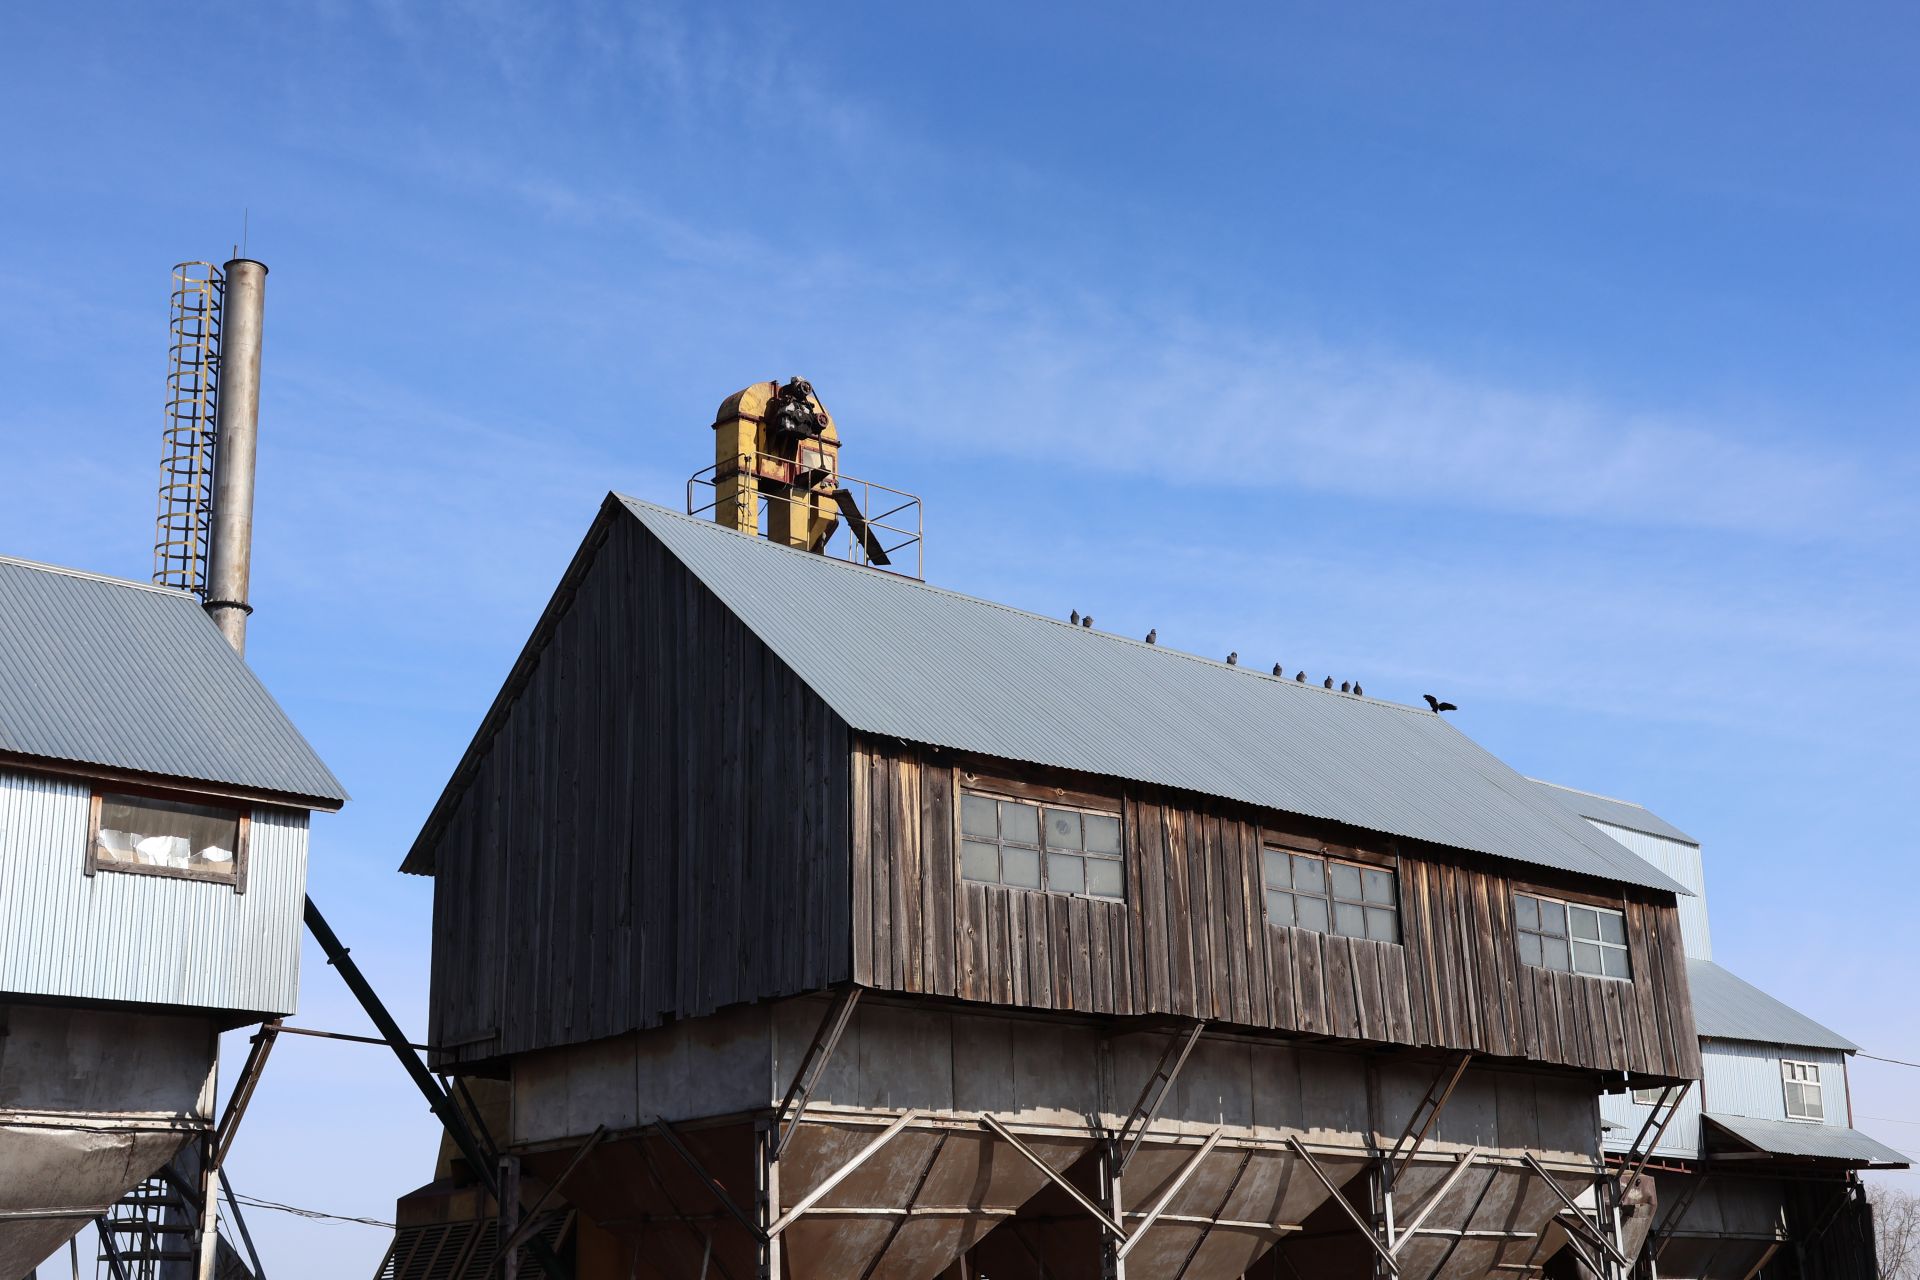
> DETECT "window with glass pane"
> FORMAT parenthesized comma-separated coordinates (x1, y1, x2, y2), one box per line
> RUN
(1631, 1087, 1668, 1105)
(960, 790, 1123, 900)
(1782, 1061, 1825, 1121)
(90, 790, 245, 884)
(1515, 893, 1629, 979)
(1261, 848, 1397, 942)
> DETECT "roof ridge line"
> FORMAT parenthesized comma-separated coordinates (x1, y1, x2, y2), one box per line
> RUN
(613, 492, 1438, 718)
(0, 553, 195, 598)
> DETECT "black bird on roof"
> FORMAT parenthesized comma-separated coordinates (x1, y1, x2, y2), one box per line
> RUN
(1145, 628, 1156, 644)
(1272, 662, 1283, 676)
(1082, 615, 1093, 628)
(1353, 682, 1364, 697)
(1070, 610, 1079, 626)
(1295, 671, 1306, 682)
(1226, 652, 1238, 665)
(1340, 681, 1351, 693)
(1323, 676, 1334, 688)
(1423, 694, 1458, 713)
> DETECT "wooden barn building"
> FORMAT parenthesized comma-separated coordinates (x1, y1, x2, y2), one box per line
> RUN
(397, 462, 1709, 1280)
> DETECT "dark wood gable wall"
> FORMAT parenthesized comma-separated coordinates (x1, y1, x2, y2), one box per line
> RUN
(424, 510, 852, 1069)
(852, 738, 1700, 1083)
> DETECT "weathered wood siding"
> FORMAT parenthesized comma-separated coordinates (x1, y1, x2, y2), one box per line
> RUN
(423, 511, 852, 1068)
(853, 739, 1700, 1082)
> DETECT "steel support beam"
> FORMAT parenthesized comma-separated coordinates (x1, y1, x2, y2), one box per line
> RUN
(1284, 1137, 1399, 1275)
(980, 1114, 1126, 1237)
(768, 1109, 923, 1237)
(500, 1126, 607, 1258)
(1389, 1147, 1481, 1257)
(1522, 1154, 1629, 1269)
(653, 1118, 763, 1242)
(213, 1019, 282, 1168)
(774, 988, 861, 1163)
(1387, 1053, 1473, 1181)
(304, 896, 571, 1280)
(1116, 1021, 1205, 1176)
(1116, 1128, 1224, 1260)
(1621, 1083, 1692, 1196)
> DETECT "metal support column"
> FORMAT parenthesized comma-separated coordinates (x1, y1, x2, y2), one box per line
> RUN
(755, 1119, 781, 1280)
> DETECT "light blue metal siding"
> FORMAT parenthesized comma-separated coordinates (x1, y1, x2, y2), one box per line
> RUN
(0, 767, 308, 1015)
(1600, 1081, 1703, 1160)
(0, 556, 344, 806)
(607, 497, 1685, 894)
(1701, 1040, 1848, 1127)
(1702, 1114, 1908, 1166)
(1584, 821, 1713, 959)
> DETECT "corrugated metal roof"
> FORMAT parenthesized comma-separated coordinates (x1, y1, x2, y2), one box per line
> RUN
(1703, 1113, 1909, 1167)
(0, 556, 345, 807)
(1688, 959, 1858, 1052)
(1529, 778, 1699, 845)
(614, 496, 1687, 894)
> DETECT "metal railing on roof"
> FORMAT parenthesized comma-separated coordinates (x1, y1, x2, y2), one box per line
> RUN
(687, 453, 924, 579)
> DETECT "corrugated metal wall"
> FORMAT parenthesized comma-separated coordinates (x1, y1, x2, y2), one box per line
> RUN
(1585, 818, 1712, 959)
(1600, 1039, 1851, 1159)
(1599, 1075, 1703, 1158)
(0, 768, 308, 1015)
(1701, 1040, 1849, 1126)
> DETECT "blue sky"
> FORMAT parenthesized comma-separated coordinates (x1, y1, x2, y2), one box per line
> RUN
(4, 2, 1918, 1273)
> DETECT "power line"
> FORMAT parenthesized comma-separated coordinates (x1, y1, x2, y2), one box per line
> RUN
(230, 1192, 393, 1229)
(1859, 1052, 1920, 1071)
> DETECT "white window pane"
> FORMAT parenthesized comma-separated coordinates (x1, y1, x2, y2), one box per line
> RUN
(1542, 937, 1570, 971)
(1083, 813, 1121, 854)
(1000, 801, 1039, 845)
(1363, 869, 1395, 905)
(1518, 933, 1542, 966)
(1573, 942, 1604, 975)
(1296, 896, 1330, 933)
(1048, 853, 1085, 894)
(1003, 846, 1041, 888)
(961, 795, 998, 838)
(1262, 849, 1289, 890)
(1087, 859, 1123, 899)
(1267, 891, 1294, 927)
(1514, 895, 1540, 931)
(1045, 809, 1083, 850)
(1292, 855, 1326, 893)
(1602, 946, 1632, 979)
(1330, 863, 1363, 901)
(1570, 907, 1600, 942)
(1366, 907, 1397, 943)
(1539, 899, 1567, 935)
(961, 840, 999, 883)
(1598, 911, 1627, 945)
(1334, 902, 1365, 938)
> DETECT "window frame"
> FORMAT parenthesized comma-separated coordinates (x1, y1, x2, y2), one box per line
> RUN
(85, 783, 251, 893)
(1630, 1087, 1668, 1106)
(1781, 1060, 1825, 1122)
(957, 781, 1125, 903)
(1513, 891, 1631, 981)
(1260, 846, 1401, 944)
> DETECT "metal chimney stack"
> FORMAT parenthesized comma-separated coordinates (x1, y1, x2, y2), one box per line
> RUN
(203, 258, 266, 655)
